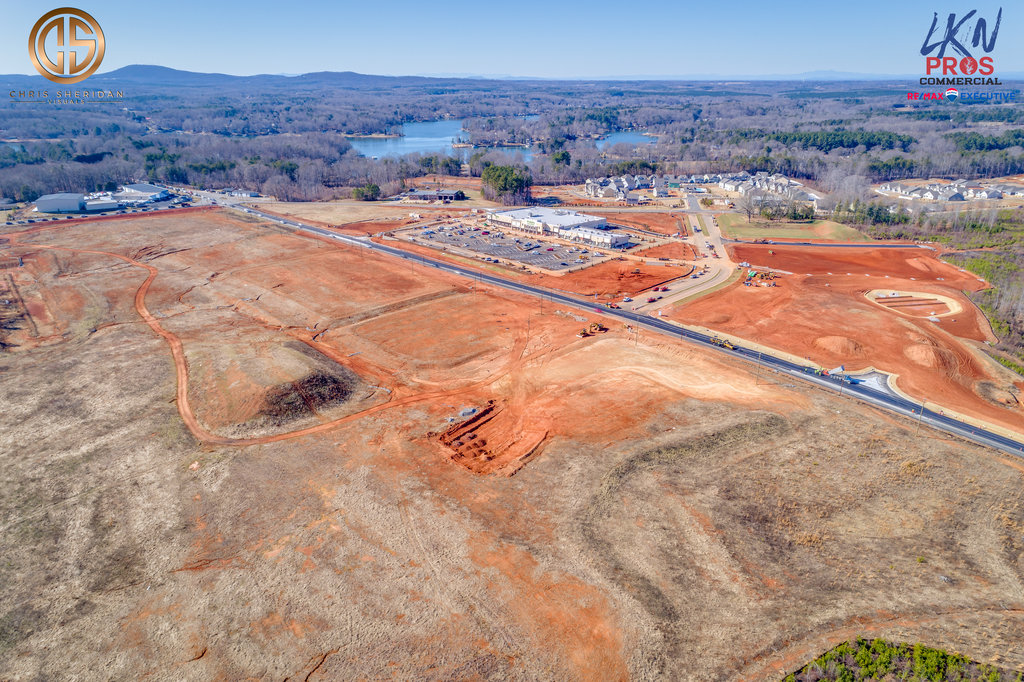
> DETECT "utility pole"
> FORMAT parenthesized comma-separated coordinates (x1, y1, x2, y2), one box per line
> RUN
(915, 401, 926, 435)
(755, 348, 763, 385)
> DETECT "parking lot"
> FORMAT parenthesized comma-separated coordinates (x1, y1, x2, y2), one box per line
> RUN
(406, 222, 611, 271)
(4, 197, 189, 227)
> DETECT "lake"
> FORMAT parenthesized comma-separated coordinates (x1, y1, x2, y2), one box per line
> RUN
(596, 131, 657, 149)
(346, 120, 467, 158)
(346, 120, 533, 161)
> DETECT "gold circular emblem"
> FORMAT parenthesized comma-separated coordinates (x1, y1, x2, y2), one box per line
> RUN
(28, 8, 105, 85)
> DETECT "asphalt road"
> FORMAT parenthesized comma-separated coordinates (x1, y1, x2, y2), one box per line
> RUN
(244, 206, 1024, 458)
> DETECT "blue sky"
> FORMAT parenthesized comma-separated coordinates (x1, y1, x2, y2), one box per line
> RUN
(1, 0, 1019, 78)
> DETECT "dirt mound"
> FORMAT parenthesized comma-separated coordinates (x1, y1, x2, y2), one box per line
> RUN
(813, 336, 864, 356)
(905, 332, 932, 345)
(903, 343, 956, 371)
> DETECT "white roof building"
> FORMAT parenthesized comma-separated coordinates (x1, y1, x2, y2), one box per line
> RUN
(487, 208, 607, 232)
(561, 226, 629, 247)
(34, 193, 85, 213)
(487, 208, 627, 247)
(115, 183, 170, 204)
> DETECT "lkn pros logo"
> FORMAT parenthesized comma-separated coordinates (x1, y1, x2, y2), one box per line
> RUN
(920, 7, 1002, 85)
(28, 7, 105, 85)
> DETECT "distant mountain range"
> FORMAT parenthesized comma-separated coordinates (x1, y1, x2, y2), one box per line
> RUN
(3, 64, 1023, 88)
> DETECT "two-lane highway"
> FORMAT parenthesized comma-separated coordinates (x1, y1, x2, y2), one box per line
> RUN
(243, 206, 1024, 458)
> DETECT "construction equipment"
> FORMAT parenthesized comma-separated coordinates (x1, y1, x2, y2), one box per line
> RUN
(631, 268, 641, 274)
(710, 336, 736, 350)
(589, 322, 606, 333)
(577, 328, 590, 338)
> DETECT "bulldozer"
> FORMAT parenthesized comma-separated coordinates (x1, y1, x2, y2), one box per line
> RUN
(589, 322, 606, 333)
(577, 328, 590, 338)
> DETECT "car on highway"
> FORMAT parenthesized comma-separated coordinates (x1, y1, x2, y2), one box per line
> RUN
(546, 247, 554, 251)
(623, 297, 633, 302)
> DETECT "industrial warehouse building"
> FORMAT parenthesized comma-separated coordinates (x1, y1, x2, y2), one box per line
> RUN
(486, 208, 628, 247)
(405, 188, 462, 202)
(113, 182, 170, 205)
(85, 198, 118, 212)
(34, 193, 123, 214)
(34, 193, 86, 213)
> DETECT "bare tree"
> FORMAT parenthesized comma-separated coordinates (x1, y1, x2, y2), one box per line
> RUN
(736, 192, 758, 223)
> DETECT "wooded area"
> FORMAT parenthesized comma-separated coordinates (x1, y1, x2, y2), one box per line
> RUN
(3, 69, 1023, 203)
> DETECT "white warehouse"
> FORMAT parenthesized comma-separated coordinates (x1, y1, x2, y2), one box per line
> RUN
(34, 193, 85, 213)
(114, 182, 170, 205)
(486, 207, 628, 247)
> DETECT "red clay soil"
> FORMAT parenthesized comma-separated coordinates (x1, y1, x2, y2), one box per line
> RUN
(672, 244, 1024, 433)
(531, 186, 606, 206)
(592, 211, 686, 236)
(878, 296, 951, 316)
(635, 242, 697, 261)
(4, 214, 578, 451)
(730, 244, 985, 288)
(378, 237, 688, 298)
(432, 400, 548, 476)
(529, 260, 687, 297)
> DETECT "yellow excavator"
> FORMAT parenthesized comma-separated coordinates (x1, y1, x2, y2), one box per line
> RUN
(589, 322, 606, 333)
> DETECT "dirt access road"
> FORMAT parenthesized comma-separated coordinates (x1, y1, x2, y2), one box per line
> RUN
(3, 209, 1024, 680)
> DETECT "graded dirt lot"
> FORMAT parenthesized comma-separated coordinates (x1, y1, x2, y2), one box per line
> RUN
(670, 243, 1024, 435)
(592, 211, 688, 236)
(718, 213, 872, 242)
(635, 241, 697, 261)
(2, 210, 1024, 680)
(384, 237, 689, 298)
(253, 200, 464, 235)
